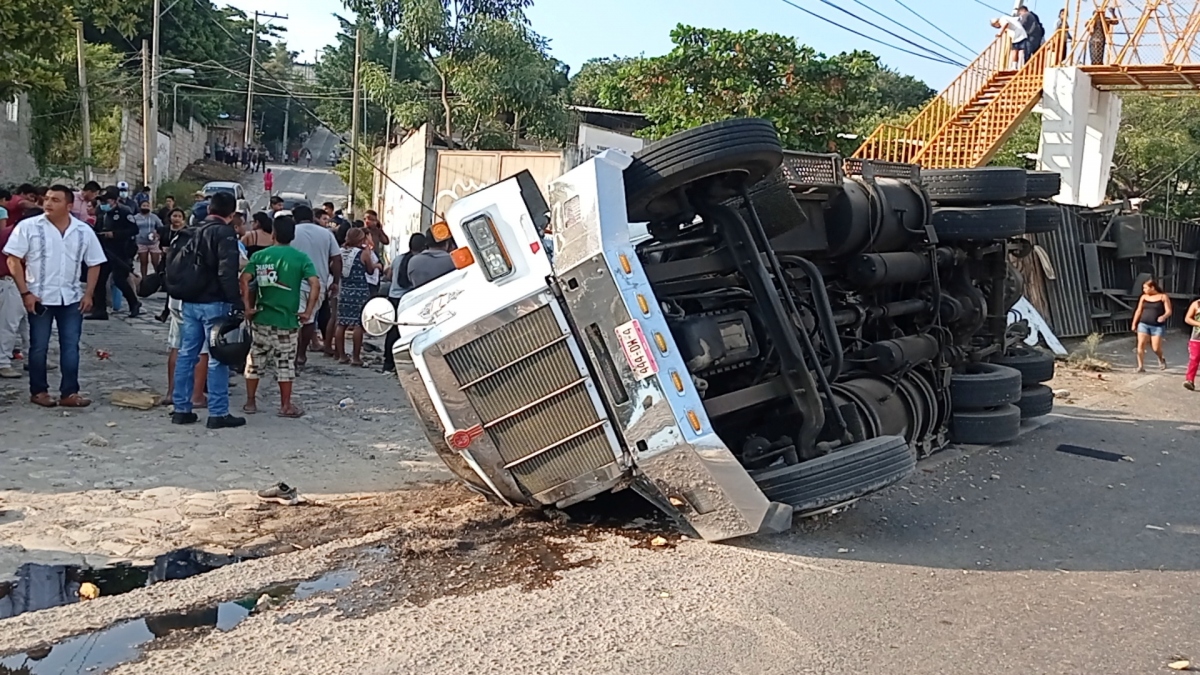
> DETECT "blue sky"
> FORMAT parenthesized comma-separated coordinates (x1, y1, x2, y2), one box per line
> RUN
(225, 0, 1049, 90)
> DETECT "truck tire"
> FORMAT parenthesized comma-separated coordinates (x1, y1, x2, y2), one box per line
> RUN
(1025, 171, 1062, 199)
(932, 205, 1026, 242)
(992, 346, 1055, 385)
(749, 436, 915, 515)
(951, 362, 1023, 410)
(1015, 384, 1054, 419)
(950, 405, 1022, 445)
(1025, 204, 1063, 234)
(624, 118, 784, 223)
(923, 167, 1027, 204)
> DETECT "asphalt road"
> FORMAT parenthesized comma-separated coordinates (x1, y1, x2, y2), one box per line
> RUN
(87, 338, 1200, 674)
(254, 126, 348, 211)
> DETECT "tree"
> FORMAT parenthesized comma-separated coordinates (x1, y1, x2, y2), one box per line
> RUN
(590, 25, 926, 153)
(1109, 94, 1200, 219)
(315, 16, 426, 145)
(0, 0, 130, 101)
(347, 0, 568, 148)
(28, 40, 130, 170)
(569, 56, 639, 108)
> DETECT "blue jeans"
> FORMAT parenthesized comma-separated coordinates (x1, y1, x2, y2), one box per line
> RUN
(28, 302, 83, 397)
(174, 301, 231, 415)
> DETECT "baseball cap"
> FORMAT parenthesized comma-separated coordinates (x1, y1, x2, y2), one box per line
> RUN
(117, 180, 130, 191)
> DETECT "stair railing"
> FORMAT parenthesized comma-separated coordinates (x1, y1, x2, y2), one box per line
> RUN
(913, 27, 1069, 168)
(854, 33, 1014, 163)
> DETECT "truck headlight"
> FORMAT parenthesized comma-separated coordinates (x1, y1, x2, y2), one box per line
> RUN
(463, 215, 513, 281)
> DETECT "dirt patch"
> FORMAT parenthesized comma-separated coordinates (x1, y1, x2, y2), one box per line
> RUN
(321, 488, 681, 615)
(179, 160, 248, 185)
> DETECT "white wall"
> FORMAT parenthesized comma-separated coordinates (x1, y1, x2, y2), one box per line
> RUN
(577, 123, 644, 162)
(379, 124, 435, 255)
(1038, 67, 1122, 207)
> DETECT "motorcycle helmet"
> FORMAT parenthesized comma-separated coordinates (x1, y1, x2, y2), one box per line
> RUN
(209, 313, 250, 373)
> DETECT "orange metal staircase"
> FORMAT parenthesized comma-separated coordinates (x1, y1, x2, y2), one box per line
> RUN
(854, 29, 1069, 169)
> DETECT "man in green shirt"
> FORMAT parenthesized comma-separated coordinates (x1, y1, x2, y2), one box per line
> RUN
(239, 216, 320, 417)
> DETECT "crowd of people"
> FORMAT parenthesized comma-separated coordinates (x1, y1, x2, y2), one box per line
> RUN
(0, 172, 455, 426)
(207, 142, 269, 173)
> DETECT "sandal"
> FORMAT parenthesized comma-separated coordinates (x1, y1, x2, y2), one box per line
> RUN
(277, 406, 305, 418)
(242, 402, 258, 414)
(338, 356, 351, 364)
(59, 393, 92, 408)
(30, 393, 58, 408)
(350, 360, 364, 368)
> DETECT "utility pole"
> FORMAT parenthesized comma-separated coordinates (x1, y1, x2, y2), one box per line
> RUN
(281, 102, 289, 164)
(76, 22, 93, 183)
(142, 40, 153, 195)
(149, 0, 161, 202)
(348, 27, 362, 214)
(244, 11, 288, 149)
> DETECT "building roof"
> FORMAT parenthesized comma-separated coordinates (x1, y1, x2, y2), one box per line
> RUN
(568, 105, 646, 118)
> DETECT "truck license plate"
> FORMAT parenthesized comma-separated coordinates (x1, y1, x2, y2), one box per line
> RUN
(615, 319, 659, 381)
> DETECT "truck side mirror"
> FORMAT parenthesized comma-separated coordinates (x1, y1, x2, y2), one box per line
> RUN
(362, 297, 398, 337)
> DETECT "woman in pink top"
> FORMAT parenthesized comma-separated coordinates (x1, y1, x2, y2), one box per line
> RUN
(263, 169, 274, 195)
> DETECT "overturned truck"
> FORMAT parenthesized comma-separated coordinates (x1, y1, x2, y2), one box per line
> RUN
(364, 119, 1060, 541)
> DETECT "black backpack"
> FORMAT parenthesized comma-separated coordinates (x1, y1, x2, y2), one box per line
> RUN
(164, 224, 210, 301)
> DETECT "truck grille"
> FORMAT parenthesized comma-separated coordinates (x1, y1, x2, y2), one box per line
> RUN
(443, 305, 615, 495)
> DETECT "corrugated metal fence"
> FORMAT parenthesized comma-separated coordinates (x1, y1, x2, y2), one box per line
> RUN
(1029, 206, 1200, 338)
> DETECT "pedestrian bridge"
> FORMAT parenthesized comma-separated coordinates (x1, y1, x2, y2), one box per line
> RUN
(854, 0, 1200, 206)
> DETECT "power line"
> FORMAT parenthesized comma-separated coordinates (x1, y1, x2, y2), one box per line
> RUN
(888, 0, 981, 59)
(846, 0, 975, 62)
(776, 0, 965, 66)
(805, 0, 968, 67)
(189, 0, 438, 216)
(971, 0, 1009, 15)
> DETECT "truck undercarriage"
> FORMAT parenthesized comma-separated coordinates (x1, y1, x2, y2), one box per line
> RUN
(367, 118, 1060, 542)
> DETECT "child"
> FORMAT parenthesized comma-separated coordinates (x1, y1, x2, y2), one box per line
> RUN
(1185, 298, 1200, 390)
(240, 215, 320, 417)
(263, 168, 274, 195)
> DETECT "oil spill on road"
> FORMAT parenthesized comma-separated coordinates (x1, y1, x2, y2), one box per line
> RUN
(0, 568, 356, 675)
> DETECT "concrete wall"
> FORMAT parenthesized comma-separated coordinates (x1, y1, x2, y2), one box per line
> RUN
(92, 109, 207, 188)
(0, 95, 39, 184)
(377, 124, 438, 257)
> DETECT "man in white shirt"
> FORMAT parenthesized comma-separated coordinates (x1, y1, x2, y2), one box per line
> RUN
(3, 185, 107, 407)
(992, 15, 1029, 67)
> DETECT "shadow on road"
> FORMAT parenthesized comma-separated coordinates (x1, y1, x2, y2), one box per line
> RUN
(743, 406, 1200, 573)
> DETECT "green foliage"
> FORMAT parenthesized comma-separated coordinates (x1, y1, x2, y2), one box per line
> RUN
(569, 57, 638, 108)
(1109, 93, 1200, 220)
(28, 40, 129, 170)
(315, 17, 426, 144)
(346, 0, 567, 149)
(989, 116, 1042, 168)
(590, 25, 932, 153)
(332, 144, 376, 211)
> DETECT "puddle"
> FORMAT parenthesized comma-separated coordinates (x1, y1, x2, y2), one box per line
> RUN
(0, 568, 356, 674)
(0, 548, 246, 620)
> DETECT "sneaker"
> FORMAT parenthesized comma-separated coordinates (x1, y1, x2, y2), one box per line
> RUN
(1186, 381, 1195, 391)
(171, 411, 199, 425)
(206, 414, 246, 429)
(85, 313, 110, 321)
(257, 482, 299, 505)
(0, 367, 19, 379)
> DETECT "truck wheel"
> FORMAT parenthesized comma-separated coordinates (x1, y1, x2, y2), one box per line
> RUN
(992, 346, 1056, 385)
(624, 118, 783, 223)
(951, 362, 1023, 410)
(923, 167, 1027, 204)
(932, 205, 1026, 242)
(1025, 171, 1062, 200)
(1024, 204, 1063, 234)
(1015, 384, 1054, 419)
(951, 405, 1022, 444)
(749, 436, 915, 515)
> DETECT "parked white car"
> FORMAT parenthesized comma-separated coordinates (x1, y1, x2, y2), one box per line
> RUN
(202, 181, 251, 216)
